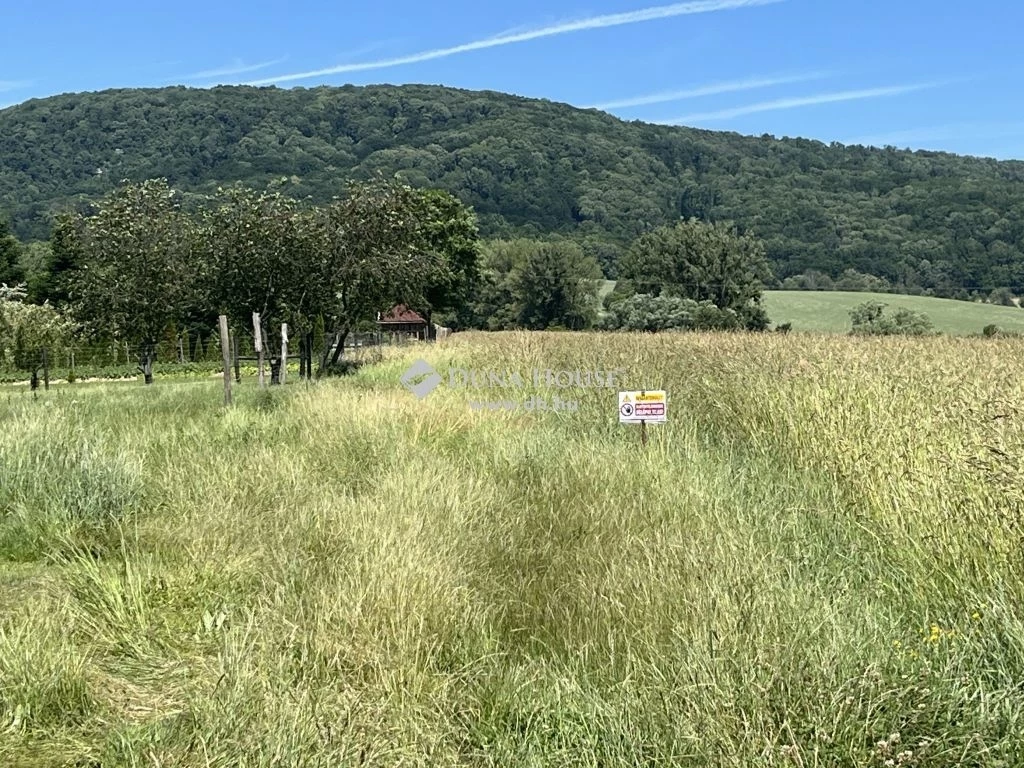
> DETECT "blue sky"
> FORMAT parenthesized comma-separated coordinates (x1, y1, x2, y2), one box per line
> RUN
(3, 0, 1022, 159)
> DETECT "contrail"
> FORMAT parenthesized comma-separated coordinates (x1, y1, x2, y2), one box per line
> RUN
(661, 83, 948, 124)
(183, 58, 287, 81)
(246, 0, 784, 86)
(587, 72, 832, 110)
(842, 121, 1024, 149)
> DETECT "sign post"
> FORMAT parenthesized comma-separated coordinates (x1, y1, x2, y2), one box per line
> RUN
(619, 390, 667, 446)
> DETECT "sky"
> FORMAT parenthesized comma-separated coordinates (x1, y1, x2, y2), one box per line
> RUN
(2, 0, 1022, 159)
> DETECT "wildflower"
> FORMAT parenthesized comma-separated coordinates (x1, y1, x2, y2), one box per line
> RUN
(972, 611, 981, 621)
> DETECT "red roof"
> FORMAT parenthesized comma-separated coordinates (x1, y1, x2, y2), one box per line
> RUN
(378, 304, 426, 324)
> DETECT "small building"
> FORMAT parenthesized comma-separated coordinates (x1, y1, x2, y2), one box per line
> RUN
(377, 304, 428, 342)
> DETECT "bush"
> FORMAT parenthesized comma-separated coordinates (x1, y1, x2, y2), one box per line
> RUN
(0, 295, 74, 373)
(850, 301, 935, 336)
(988, 288, 1017, 307)
(252, 387, 280, 413)
(781, 270, 834, 291)
(982, 325, 1021, 338)
(318, 359, 363, 378)
(603, 294, 743, 332)
(834, 269, 892, 293)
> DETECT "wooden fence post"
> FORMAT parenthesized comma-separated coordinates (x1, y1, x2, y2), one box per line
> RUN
(42, 347, 49, 391)
(219, 315, 232, 407)
(280, 323, 288, 386)
(253, 312, 264, 388)
(231, 331, 240, 383)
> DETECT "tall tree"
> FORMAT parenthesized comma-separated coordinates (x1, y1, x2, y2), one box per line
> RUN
(18, 241, 54, 303)
(406, 188, 481, 333)
(65, 179, 202, 384)
(201, 185, 309, 383)
(0, 217, 24, 288)
(308, 179, 445, 372)
(473, 239, 602, 330)
(43, 212, 87, 308)
(619, 218, 773, 330)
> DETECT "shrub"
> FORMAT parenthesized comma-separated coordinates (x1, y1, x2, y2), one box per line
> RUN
(0, 295, 74, 373)
(988, 288, 1017, 307)
(252, 387, 280, 413)
(603, 294, 744, 332)
(850, 301, 935, 336)
(834, 269, 892, 293)
(319, 359, 363, 377)
(780, 270, 834, 291)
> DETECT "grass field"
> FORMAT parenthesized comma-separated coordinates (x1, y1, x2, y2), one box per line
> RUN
(2, 331, 1024, 765)
(598, 282, 1024, 335)
(764, 291, 1024, 335)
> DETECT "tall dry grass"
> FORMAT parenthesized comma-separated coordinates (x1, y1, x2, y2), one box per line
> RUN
(0, 331, 1022, 766)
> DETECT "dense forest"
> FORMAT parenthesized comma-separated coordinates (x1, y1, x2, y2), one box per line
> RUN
(1, 83, 1023, 295)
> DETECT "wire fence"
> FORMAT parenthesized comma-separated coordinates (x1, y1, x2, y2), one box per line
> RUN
(0, 327, 433, 387)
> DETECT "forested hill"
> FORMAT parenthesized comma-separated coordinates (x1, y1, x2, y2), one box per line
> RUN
(2, 83, 1024, 290)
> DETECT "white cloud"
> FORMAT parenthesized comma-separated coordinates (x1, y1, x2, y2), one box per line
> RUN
(587, 71, 832, 110)
(659, 83, 949, 124)
(246, 0, 784, 85)
(0, 80, 30, 92)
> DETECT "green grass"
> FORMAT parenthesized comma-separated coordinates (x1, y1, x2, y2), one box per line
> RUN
(598, 283, 1024, 334)
(2, 332, 1024, 765)
(764, 290, 1024, 335)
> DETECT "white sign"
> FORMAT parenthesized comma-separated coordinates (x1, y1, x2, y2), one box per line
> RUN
(619, 390, 667, 423)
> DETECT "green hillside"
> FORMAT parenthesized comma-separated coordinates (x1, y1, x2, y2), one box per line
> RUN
(1, 84, 1024, 293)
(764, 291, 1024, 335)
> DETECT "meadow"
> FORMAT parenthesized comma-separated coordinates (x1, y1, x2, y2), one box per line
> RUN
(763, 291, 1024, 336)
(1, 331, 1023, 766)
(596, 283, 1024, 335)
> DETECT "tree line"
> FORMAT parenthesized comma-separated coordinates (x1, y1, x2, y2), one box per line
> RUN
(1, 84, 1022, 303)
(0, 176, 773, 382)
(5, 177, 479, 384)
